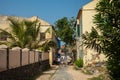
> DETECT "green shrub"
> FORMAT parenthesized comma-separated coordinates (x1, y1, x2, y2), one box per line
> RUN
(74, 58, 83, 68)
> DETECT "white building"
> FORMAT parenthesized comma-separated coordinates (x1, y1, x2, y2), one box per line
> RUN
(75, 0, 106, 66)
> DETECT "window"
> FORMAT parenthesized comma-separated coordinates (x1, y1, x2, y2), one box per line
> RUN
(40, 33, 45, 41)
(77, 24, 80, 37)
(0, 33, 7, 41)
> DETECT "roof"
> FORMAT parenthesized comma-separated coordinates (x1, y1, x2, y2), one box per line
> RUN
(0, 15, 53, 30)
(28, 16, 51, 26)
(76, 0, 98, 21)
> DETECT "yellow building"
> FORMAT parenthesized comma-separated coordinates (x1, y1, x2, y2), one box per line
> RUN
(75, 0, 106, 66)
(0, 15, 58, 66)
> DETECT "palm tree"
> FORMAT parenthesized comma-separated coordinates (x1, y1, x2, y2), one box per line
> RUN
(24, 19, 40, 49)
(0, 17, 40, 49)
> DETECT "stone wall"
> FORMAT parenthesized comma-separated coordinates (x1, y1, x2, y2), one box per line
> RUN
(0, 60, 50, 80)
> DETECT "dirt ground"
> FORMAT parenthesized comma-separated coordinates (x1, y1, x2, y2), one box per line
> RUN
(36, 65, 100, 80)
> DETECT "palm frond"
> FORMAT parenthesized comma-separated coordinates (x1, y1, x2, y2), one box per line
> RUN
(82, 28, 102, 53)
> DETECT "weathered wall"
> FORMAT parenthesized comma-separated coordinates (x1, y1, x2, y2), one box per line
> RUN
(22, 50, 29, 66)
(42, 52, 49, 61)
(9, 49, 20, 69)
(0, 49, 7, 72)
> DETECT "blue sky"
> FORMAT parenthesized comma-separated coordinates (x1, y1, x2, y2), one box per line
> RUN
(0, 0, 91, 25)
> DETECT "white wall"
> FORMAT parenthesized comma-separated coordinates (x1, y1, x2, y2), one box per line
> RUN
(82, 10, 96, 33)
(77, 0, 106, 66)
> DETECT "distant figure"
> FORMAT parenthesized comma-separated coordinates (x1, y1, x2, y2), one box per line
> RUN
(55, 49, 61, 65)
(60, 45, 68, 66)
(57, 53, 61, 65)
(60, 50, 65, 65)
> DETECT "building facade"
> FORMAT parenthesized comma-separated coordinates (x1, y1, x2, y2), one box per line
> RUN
(0, 15, 58, 66)
(75, 0, 106, 66)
